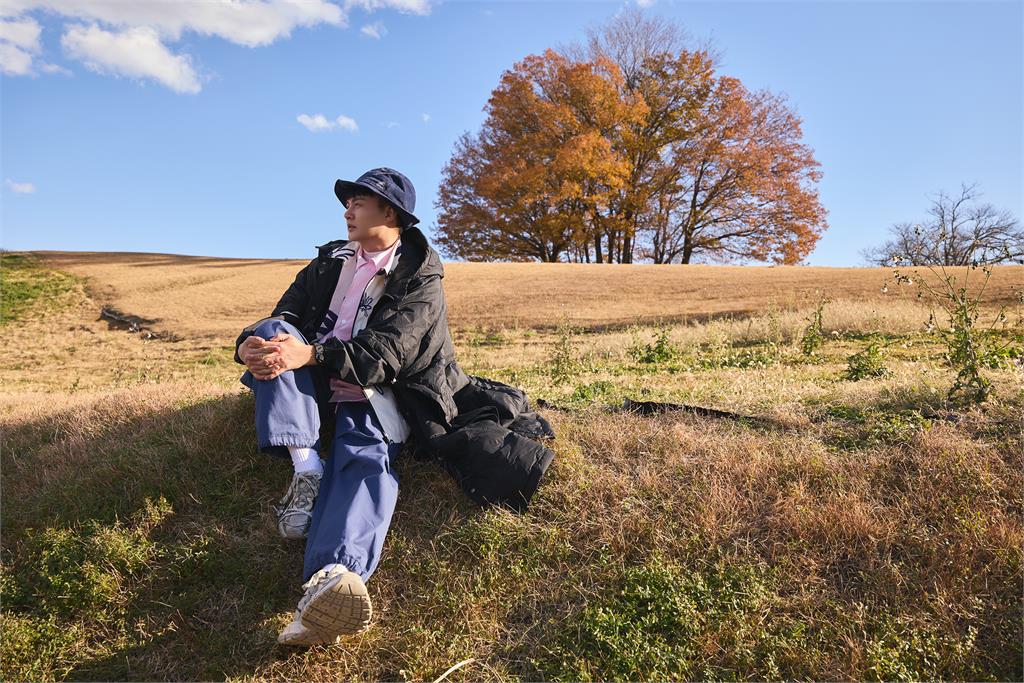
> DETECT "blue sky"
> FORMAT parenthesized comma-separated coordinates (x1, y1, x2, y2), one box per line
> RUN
(2, 0, 1021, 266)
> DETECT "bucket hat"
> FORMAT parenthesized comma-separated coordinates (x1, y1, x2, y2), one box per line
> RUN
(334, 167, 419, 228)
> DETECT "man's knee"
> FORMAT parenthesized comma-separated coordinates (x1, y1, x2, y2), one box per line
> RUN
(252, 318, 306, 342)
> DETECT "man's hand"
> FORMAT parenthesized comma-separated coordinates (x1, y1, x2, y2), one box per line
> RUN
(239, 335, 284, 380)
(239, 333, 315, 381)
(267, 333, 315, 375)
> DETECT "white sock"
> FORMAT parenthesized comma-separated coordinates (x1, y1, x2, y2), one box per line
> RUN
(322, 562, 348, 574)
(288, 446, 322, 474)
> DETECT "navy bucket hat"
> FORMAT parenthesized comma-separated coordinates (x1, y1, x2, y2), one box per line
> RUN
(334, 167, 419, 228)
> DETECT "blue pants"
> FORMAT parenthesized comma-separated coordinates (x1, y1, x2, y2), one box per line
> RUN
(240, 319, 402, 584)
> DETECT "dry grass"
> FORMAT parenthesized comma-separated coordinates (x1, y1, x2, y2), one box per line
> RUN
(2, 251, 1021, 681)
(35, 251, 1024, 339)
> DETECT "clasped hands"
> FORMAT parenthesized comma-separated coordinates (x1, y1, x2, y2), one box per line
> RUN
(239, 333, 315, 380)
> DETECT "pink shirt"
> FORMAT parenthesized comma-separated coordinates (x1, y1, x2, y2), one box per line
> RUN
(319, 239, 401, 402)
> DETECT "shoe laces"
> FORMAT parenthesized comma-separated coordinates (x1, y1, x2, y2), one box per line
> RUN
(298, 565, 347, 612)
(275, 469, 322, 516)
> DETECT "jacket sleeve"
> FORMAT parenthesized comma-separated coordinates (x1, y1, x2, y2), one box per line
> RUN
(271, 257, 317, 324)
(233, 258, 317, 364)
(317, 274, 443, 385)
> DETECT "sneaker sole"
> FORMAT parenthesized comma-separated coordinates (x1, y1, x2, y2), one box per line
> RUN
(299, 572, 372, 636)
(277, 628, 340, 647)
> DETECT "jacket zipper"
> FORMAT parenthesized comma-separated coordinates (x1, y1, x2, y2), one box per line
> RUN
(354, 268, 393, 443)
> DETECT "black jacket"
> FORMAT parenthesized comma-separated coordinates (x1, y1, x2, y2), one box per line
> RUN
(234, 226, 555, 511)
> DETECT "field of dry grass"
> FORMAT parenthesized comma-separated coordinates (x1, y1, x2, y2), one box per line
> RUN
(34, 250, 1024, 339)
(2, 250, 1021, 681)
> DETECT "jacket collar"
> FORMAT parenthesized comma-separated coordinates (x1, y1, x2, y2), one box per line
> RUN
(355, 238, 402, 275)
(316, 226, 443, 296)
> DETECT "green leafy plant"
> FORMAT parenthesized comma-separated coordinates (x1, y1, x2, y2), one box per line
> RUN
(569, 379, 614, 404)
(800, 295, 830, 357)
(843, 337, 890, 381)
(549, 320, 581, 384)
(891, 261, 1019, 404)
(628, 324, 680, 364)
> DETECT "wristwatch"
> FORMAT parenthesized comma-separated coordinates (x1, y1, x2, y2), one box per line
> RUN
(312, 342, 325, 365)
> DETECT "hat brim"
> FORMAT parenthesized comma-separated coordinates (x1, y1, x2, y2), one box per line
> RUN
(334, 179, 419, 227)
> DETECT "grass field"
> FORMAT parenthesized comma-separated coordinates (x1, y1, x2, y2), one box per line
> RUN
(1, 250, 1021, 681)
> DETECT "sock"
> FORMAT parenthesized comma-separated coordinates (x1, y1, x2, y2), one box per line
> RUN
(288, 446, 323, 474)
(322, 562, 349, 575)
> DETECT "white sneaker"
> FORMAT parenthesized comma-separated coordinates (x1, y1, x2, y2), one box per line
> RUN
(297, 564, 373, 637)
(276, 610, 340, 647)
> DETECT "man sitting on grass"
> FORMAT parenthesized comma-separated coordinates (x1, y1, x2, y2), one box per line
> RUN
(234, 167, 462, 645)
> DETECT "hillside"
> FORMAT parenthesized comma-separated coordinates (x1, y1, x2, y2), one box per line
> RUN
(34, 250, 1024, 340)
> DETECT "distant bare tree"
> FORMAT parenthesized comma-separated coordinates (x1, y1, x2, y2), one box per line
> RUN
(863, 183, 1024, 266)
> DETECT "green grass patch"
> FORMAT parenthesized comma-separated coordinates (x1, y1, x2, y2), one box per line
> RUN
(537, 555, 812, 680)
(823, 404, 932, 450)
(3, 498, 172, 621)
(0, 252, 83, 325)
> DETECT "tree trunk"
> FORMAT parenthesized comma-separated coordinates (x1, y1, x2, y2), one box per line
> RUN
(593, 234, 604, 263)
(681, 226, 693, 264)
(621, 234, 633, 263)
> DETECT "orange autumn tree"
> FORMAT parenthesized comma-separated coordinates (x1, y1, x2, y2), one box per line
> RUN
(436, 13, 828, 264)
(649, 75, 827, 264)
(436, 49, 647, 262)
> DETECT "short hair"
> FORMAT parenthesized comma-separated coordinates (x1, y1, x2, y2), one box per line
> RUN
(347, 191, 404, 229)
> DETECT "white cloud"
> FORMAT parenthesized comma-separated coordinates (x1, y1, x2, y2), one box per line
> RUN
(635, 0, 655, 7)
(6, 1, 347, 47)
(62, 23, 202, 94)
(421, 112, 430, 123)
(0, 16, 39, 48)
(344, 0, 431, 16)
(5, 178, 36, 193)
(0, 0, 434, 91)
(335, 114, 358, 131)
(360, 21, 386, 39)
(0, 39, 30, 73)
(0, 16, 38, 74)
(297, 113, 333, 131)
(297, 113, 359, 132)
(0, 1, 38, 19)
(38, 60, 70, 74)
(385, 120, 399, 128)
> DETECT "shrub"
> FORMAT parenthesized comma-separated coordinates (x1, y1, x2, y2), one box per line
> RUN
(892, 263, 1021, 404)
(549, 320, 582, 384)
(628, 324, 680, 364)
(569, 380, 614, 404)
(843, 339, 890, 381)
(800, 296, 830, 356)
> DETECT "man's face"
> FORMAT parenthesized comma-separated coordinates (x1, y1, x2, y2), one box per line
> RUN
(344, 193, 397, 242)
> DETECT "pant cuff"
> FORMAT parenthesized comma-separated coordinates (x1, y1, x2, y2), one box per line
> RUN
(259, 433, 320, 450)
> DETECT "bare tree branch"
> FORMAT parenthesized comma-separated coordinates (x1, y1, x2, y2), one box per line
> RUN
(863, 183, 1023, 266)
